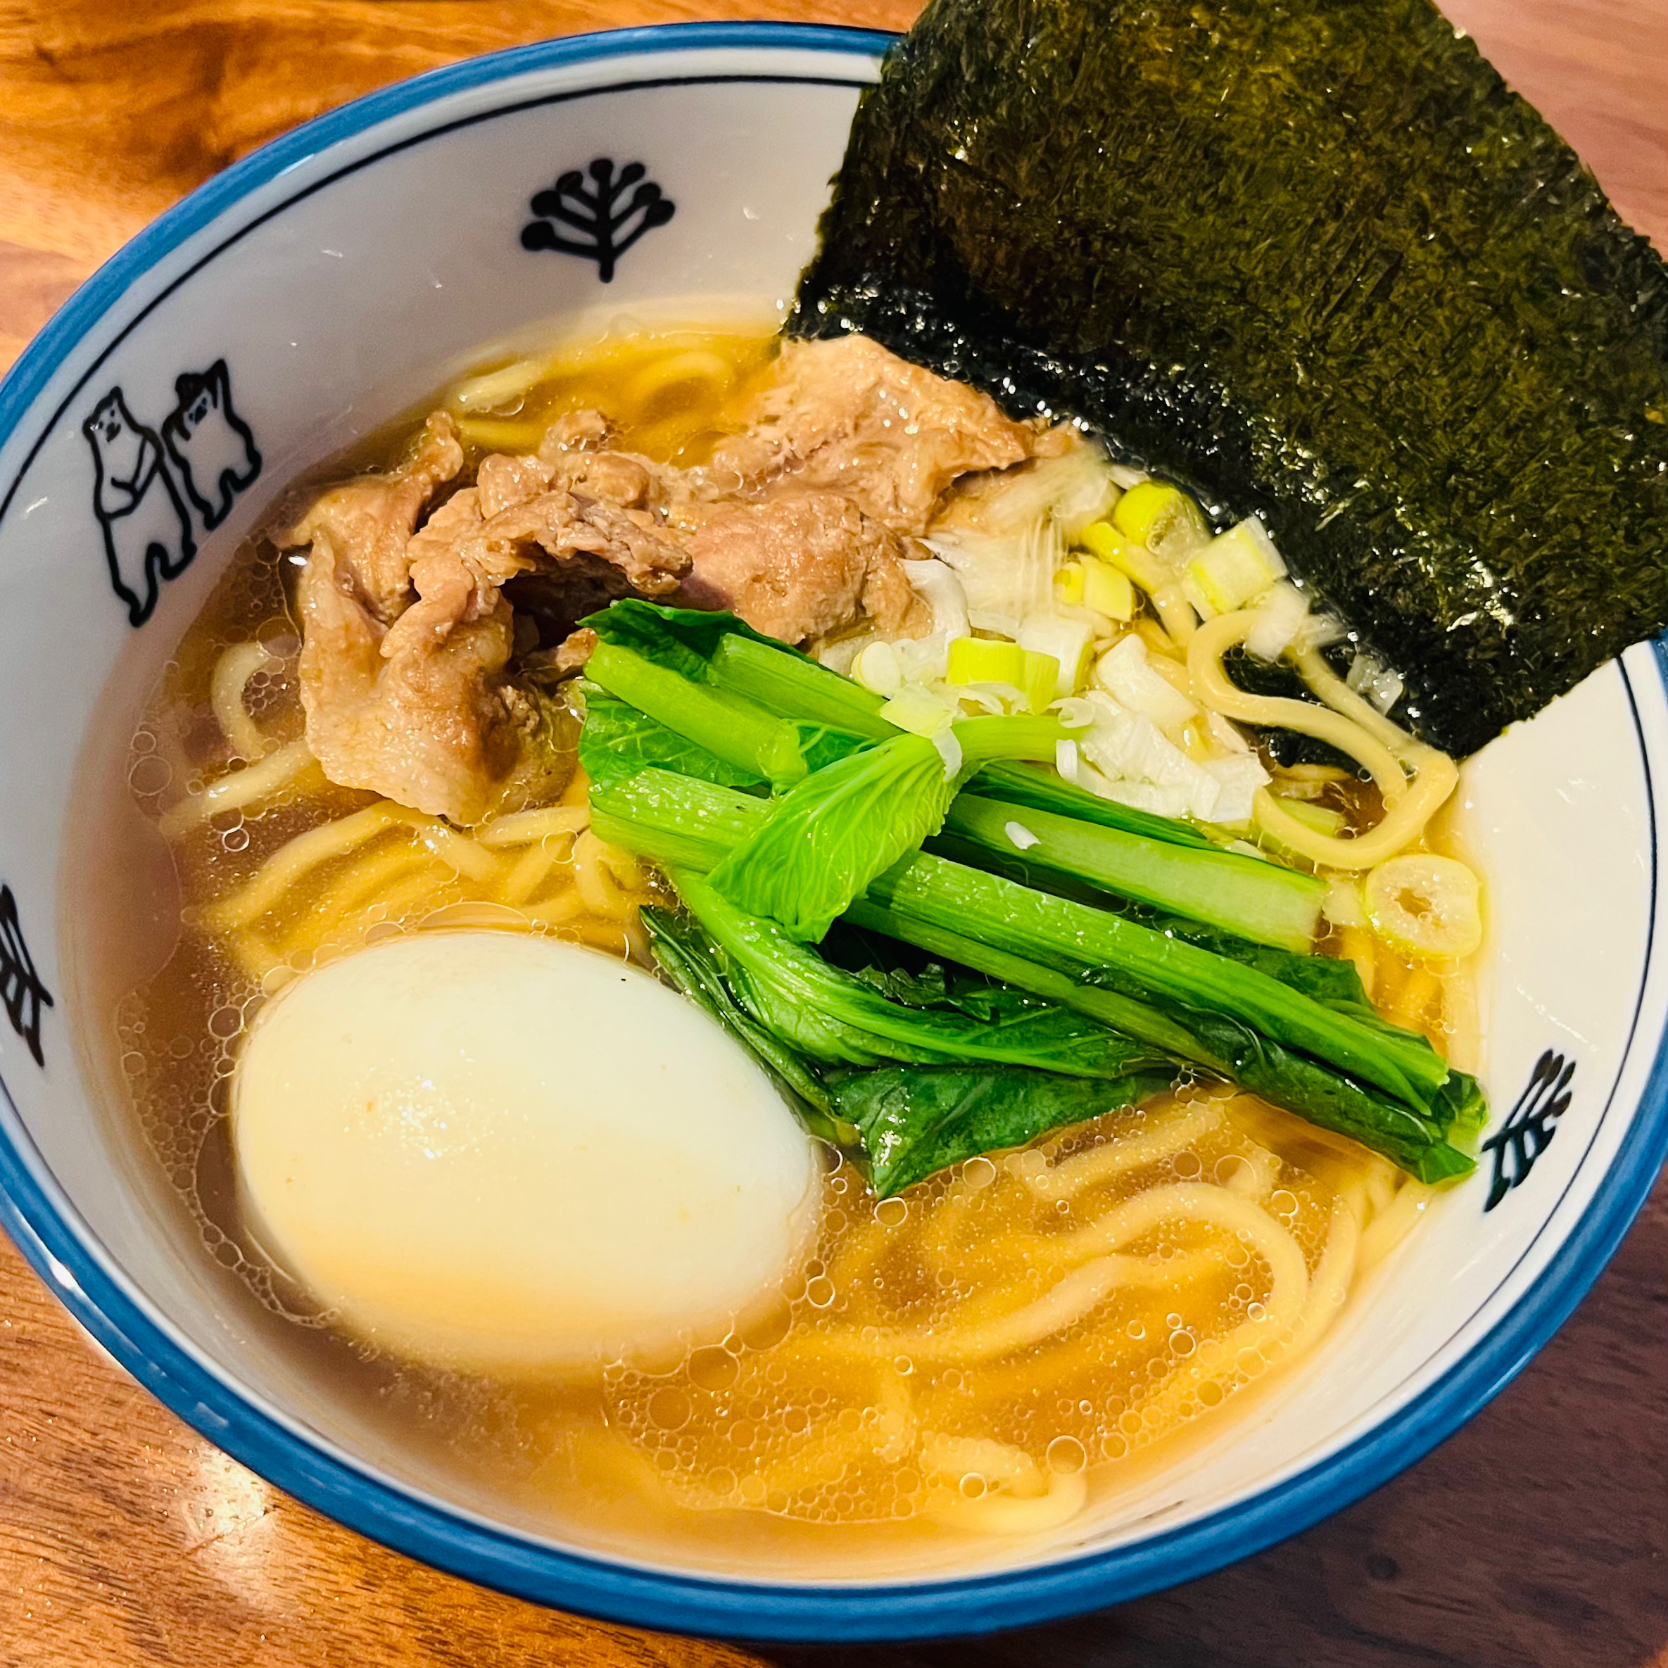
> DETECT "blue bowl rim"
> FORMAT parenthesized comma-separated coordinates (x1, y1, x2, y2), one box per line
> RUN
(0, 19, 1665, 1645)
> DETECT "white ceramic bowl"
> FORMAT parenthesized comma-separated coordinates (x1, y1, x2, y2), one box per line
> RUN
(0, 23, 1663, 1642)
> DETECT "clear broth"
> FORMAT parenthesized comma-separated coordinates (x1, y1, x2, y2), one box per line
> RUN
(70, 323, 1448, 1574)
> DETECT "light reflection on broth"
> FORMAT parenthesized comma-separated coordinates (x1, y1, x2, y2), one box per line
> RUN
(86, 323, 1464, 1572)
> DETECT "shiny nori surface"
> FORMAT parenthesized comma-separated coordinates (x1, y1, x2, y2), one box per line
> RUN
(793, 0, 1668, 756)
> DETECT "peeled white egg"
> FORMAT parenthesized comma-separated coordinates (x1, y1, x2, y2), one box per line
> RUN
(231, 930, 821, 1374)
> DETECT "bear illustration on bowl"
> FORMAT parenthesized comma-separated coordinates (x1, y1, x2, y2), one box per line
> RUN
(83, 359, 261, 627)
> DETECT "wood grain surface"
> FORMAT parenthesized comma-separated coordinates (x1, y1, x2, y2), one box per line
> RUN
(1, 2, 1665, 1664)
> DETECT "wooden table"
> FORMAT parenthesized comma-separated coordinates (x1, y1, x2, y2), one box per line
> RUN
(1, 2, 1664, 1663)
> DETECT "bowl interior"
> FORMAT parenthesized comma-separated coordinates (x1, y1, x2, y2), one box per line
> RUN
(0, 26, 1663, 1636)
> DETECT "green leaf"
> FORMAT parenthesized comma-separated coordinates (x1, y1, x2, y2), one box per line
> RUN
(645, 903, 1179, 1191)
(866, 851, 1451, 1109)
(580, 598, 789, 684)
(708, 732, 957, 942)
(584, 642, 812, 788)
(590, 768, 772, 872)
(672, 870, 1174, 1080)
(582, 601, 893, 739)
(639, 906, 854, 1145)
(843, 896, 1475, 1182)
(710, 633, 894, 740)
(828, 1064, 1175, 1197)
(577, 689, 770, 790)
(589, 767, 1482, 1176)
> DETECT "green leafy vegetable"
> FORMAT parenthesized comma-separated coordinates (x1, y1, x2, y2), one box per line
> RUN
(577, 688, 769, 790)
(842, 897, 1477, 1182)
(594, 763, 1476, 1175)
(943, 792, 1323, 952)
(672, 870, 1176, 1082)
(638, 905, 852, 1143)
(967, 761, 1216, 850)
(581, 597, 789, 683)
(584, 642, 812, 788)
(585, 599, 895, 737)
(644, 903, 1174, 1194)
(578, 596, 1484, 1184)
(709, 732, 958, 942)
(709, 634, 894, 740)
(952, 715, 1068, 769)
(827, 1065, 1174, 1197)
(583, 642, 867, 788)
(590, 768, 771, 872)
(794, 0, 1668, 756)
(862, 853, 1449, 1108)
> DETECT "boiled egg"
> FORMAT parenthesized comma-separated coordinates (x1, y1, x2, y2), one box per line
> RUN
(231, 930, 821, 1374)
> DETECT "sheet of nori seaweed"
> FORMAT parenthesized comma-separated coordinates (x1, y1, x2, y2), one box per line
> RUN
(793, 0, 1668, 757)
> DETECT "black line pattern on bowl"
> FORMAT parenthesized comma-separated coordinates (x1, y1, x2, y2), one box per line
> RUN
(521, 158, 676, 281)
(0, 885, 52, 1069)
(83, 359, 262, 627)
(1481, 1049, 1576, 1210)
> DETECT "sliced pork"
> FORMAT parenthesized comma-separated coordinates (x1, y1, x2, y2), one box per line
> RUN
(704, 335, 1039, 535)
(678, 492, 930, 644)
(284, 336, 1047, 819)
(280, 413, 464, 622)
(281, 411, 681, 824)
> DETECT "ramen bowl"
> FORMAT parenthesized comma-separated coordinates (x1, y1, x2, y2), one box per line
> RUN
(0, 24, 1663, 1642)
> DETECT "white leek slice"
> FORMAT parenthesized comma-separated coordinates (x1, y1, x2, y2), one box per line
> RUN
(1323, 877, 1368, 930)
(853, 639, 903, 696)
(894, 631, 955, 683)
(880, 685, 956, 737)
(1019, 613, 1095, 697)
(1093, 635, 1197, 729)
(1346, 649, 1406, 716)
(1199, 754, 1271, 827)
(901, 556, 971, 641)
(816, 633, 873, 675)
(1073, 689, 1267, 823)
(1204, 710, 1251, 755)
(1242, 581, 1310, 662)
(1182, 516, 1287, 619)
(931, 725, 963, 780)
